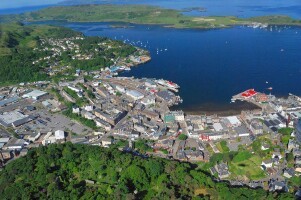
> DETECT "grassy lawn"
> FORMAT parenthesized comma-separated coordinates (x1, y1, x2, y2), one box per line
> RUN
(216, 141, 230, 153)
(230, 154, 266, 180)
(278, 127, 293, 146)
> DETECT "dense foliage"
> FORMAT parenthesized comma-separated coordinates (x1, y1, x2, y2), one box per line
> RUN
(0, 23, 79, 84)
(0, 23, 139, 85)
(0, 143, 294, 199)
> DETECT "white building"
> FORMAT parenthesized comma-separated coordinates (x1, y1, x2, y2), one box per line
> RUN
(225, 116, 241, 127)
(67, 85, 82, 93)
(84, 105, 94, 112)
(126, 90, 144, 100)
(141, 96, 156, 106)
(42, 132, 56, 146)
(213, 123, 223, 132)
(22, 90, 48, 100)
(55, 130, 65, 140)
(116, 85, 126, 93)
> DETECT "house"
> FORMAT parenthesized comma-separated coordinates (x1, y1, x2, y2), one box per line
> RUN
(3, 138, 26, 150)
(250, 120, 263, 135)
(42, 132, 57, 145)
(224, 116, 241, 127)
(262, 159, 273, 168)
(72, 106, 80, 114)
(81, 111, 95, 120)
(288, 139, 299, 151)
(293, 148, 301, 157)
(283, 168, 295, 178)
(95, 118, 111, 131)
(234, 125, 250, 137)
(214, 162, 230, 179)
(134, 123, 146, 133)
(269, 180, 288, 192)
(272, 151, 283, 160)
(295, 156, 301, 165)
(141, 96, 155, 106)
(131, 130, 141, 139)
(101, 137, 112, 148)
(0, 137, 10, 145)
(295, 164, 301, 173)
(213, 123, 223, 132)
(84, 105, 94, 112)
(26, 132, 41, 142)
(55, 130, 65, 140)
(0, 150, 12, 160)
(261, 144, 270, 151)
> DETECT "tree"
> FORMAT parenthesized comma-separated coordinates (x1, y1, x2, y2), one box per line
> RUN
(178, 134, 188, 140)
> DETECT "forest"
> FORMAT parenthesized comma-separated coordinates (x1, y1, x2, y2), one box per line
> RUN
(0, 143, 294, 199)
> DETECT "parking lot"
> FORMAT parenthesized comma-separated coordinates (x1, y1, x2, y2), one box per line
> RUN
(23, 108, 92, 135)
(228, 136, 253, 151)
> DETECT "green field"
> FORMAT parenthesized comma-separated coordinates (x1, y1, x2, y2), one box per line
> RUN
(230, 153, 266, 180)
(2, 5, 301, 29)
(216, 141, 230, 153)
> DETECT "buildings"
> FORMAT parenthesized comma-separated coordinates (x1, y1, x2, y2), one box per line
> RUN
(55, 130, 65, 140)
(126, 90, 144, 100)
(0, 110, 33, 127)
(94, 108, 127, 126)
(295, 118, 301, 144)
(211, 162, 230, 179)
(224, 116, 241, 127)
(22, 90, 48, 100)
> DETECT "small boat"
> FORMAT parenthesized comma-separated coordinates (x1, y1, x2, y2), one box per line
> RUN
(280, 49, 284, 52)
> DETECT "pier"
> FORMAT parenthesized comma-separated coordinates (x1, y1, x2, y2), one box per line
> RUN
(231, 89, 267, 110)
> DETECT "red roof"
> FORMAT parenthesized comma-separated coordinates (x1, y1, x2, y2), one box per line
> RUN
(241, 89, 257, 98)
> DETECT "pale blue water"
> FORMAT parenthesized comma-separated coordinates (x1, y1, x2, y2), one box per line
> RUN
(2, 0, 301, 19)
(58, 0, 301, 19)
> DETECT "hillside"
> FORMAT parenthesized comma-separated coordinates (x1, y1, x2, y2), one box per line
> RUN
(0, 143, 293, 199)
(0, 23, 143, 85)
(0, 23, 81, 84)
(1, 5, 301, 29)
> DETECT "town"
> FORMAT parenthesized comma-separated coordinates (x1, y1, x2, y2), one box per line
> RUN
(0, 39, 301, 194)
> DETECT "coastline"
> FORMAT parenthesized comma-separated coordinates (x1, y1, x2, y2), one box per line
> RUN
(174, 101, 261, 116)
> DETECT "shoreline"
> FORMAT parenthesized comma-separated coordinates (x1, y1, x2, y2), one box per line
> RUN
(173, 101, 261, 116)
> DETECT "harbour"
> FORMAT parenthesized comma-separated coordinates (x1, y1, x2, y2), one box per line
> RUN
(27, 19, 301, 114)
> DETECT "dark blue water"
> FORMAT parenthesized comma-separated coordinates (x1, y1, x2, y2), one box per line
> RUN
(34, 21, 301, 112)
(3, 1, 301, 113)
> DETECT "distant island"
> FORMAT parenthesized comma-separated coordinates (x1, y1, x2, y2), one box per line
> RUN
(1, 5, 301, 29)
(181, 7, 207, 13)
